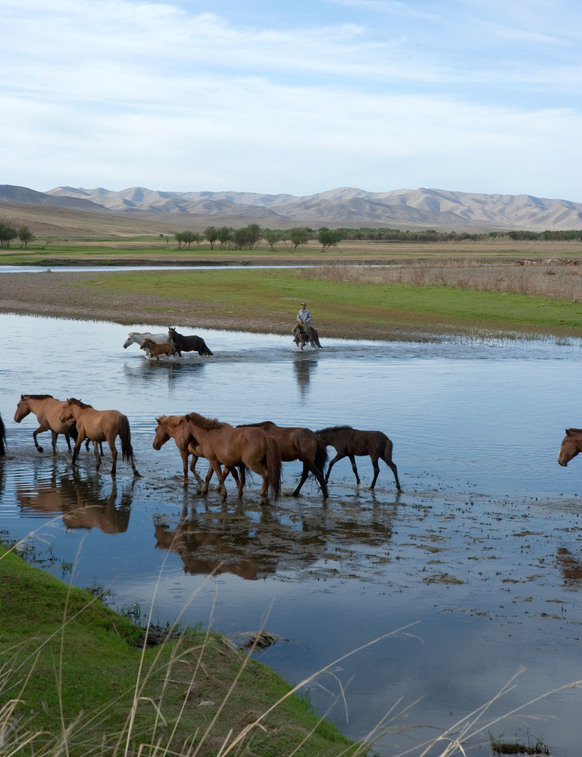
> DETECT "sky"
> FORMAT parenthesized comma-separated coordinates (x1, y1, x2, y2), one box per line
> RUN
(2, 0, 581, 200)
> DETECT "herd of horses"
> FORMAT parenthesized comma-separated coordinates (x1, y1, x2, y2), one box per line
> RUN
(2, 392, 404, 503)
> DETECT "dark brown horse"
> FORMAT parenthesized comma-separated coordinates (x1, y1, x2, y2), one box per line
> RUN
(558, 428, 582, 468)
(14, 394, 77, 454)
(293, 323, 322, 350)
(239, 421, 328, 499)
(0, 413, 5, 457)
(168, 328, 213, 356)
(317, 425, 402, 491)
(59, 398, 140, 477)
(183, 412, 281, 502)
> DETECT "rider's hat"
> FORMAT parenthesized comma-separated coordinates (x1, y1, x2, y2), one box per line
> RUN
(300, 301, 306, 305)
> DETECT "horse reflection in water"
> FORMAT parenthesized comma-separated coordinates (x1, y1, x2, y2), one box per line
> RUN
(16, 468, 133, 534)
(154, 507, 276, 580)
(0, 413, 6, 457)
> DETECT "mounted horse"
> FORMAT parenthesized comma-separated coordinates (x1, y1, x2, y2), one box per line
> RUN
(59, 398, 140, 477)
(317, 425, 402, 491)
(168, 328, 213, 356)
(140, 339, 177, 360)
(123, 331, 168, 355)
(182, 412, 281, 503)
(239, 421, 328, 499)
(14, 394, 77, 454)
(293, 323, 322, 350)
(558, 428, 582, 468)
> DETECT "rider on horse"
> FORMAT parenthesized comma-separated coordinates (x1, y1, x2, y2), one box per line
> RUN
(293, 302, 315, 342)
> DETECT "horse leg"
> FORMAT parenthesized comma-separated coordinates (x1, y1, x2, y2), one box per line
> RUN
(348, 454, 361, 485)
(293, 463, 311, 496)
(295, 460, 328, 499)
(370, 455, 381, 489)
(325, 452, 344, 483)
(384, 460, 402, 491)
(108, 440, 118, 476)
(94, 441, 102, 470)
(51, 431, 59, 455)
(33, 424, 48, 453)
(227, 466, 244, 498)
(71, 438, 84, 467)
(181, 450, 190, 487)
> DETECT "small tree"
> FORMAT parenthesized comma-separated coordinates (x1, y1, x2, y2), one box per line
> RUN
(204, 226, 218, 249)
(218, 226, 233, 248)
(317, 228, 343, 252)
(17, 226, 35, 248)
(175, 231, 185, 249)
(0, 222, 18, 248)
(288, 227, 309, 252)
(264, 229, 282, 252)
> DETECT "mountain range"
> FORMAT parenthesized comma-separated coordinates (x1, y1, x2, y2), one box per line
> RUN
(1, 184, 581, 231)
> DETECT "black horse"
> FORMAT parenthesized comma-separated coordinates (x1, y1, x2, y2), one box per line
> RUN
(293, 323, 322, 350)
(168, 327, 213, 356)
(0, 413, 6, 457)
(317, 425, 401, 491)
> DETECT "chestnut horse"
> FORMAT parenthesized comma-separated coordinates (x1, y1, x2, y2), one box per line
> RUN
(239, 421, 328, 499)
(183, 412, 281, 502)
(317, 425, 402, 491)
(140, 339, 177, 360)
(14, 394, 77, 454)
(59, 398, 140, 477)
(153, 414, 243, 490)
(558, 428, 582, 468)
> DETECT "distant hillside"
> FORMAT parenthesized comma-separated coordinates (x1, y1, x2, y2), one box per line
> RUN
(1, 184, 581, 231)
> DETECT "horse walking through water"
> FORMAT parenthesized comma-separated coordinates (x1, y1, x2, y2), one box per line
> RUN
(558, 428, 582, 468)
(0, 413, 6, 457)
(168, 328, 213, 357)
(293, 323, 322, 350)
(14, 394, 77, 454)
(317, 425, 402, 491)
(59, 398, 140, 477)
(182, 412, 281, 502)
(239, 421, 328, 499)
(140, 339, 177, 360)
(123, 331, 168, 354)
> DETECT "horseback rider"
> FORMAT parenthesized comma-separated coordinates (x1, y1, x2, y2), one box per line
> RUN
(293, 301, 314, 341)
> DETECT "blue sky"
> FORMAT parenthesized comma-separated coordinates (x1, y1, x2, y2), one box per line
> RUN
(2, 0, 581, 199)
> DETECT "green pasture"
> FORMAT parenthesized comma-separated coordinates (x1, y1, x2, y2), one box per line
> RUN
(76, 268, 582, 334)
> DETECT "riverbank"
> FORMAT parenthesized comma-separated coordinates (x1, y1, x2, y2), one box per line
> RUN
(0, 543, 359, 756)
(2, 264, 582, 340)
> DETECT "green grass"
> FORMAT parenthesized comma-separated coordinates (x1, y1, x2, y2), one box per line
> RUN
(76, 268, 582, 333)
(0, 543, 360, 756)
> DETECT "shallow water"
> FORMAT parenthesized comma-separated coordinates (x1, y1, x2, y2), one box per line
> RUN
(1, 312, 582, 755)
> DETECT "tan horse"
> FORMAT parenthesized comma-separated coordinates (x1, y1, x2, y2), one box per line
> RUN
(183, 412, 281, 502)
(140, 339, 177, 360)
(558, 428, 582, 467)
(239, 421, 328, 499)
(14, 394, 76, 454)
(59, 398, 140, 477)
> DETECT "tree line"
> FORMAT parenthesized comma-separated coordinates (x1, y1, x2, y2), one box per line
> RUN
(176, 225, 344, 252)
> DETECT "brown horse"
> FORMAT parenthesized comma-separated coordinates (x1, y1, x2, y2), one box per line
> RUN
(317, 425, 402, 491)
(183, 412, 281, 502)
(14, 394, 77, 454)
(59, 398, 140, 477)
(239, 421, 328, 499)
(152, 414, 242, 490)
(293, 323, 322, 350)
(140, 339, 177, 360)
(558, 428, 582, 468)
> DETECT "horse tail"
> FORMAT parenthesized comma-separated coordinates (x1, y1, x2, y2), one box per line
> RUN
(265, 435, 282, 501)
(0, 413, 6, 457)
(120, 415, 136, 465)
(314, 435, 328, 475)
(200, 338, 213, 356)
(381, 434, 394, 463)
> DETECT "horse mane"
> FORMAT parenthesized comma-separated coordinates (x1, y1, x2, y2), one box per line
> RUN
(22, 393, 54, 400)
(185, 412, 224, 430)
(68, 397, 93, 409)
(317, 425, 353, 434)
(156, 415, 184, 427)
